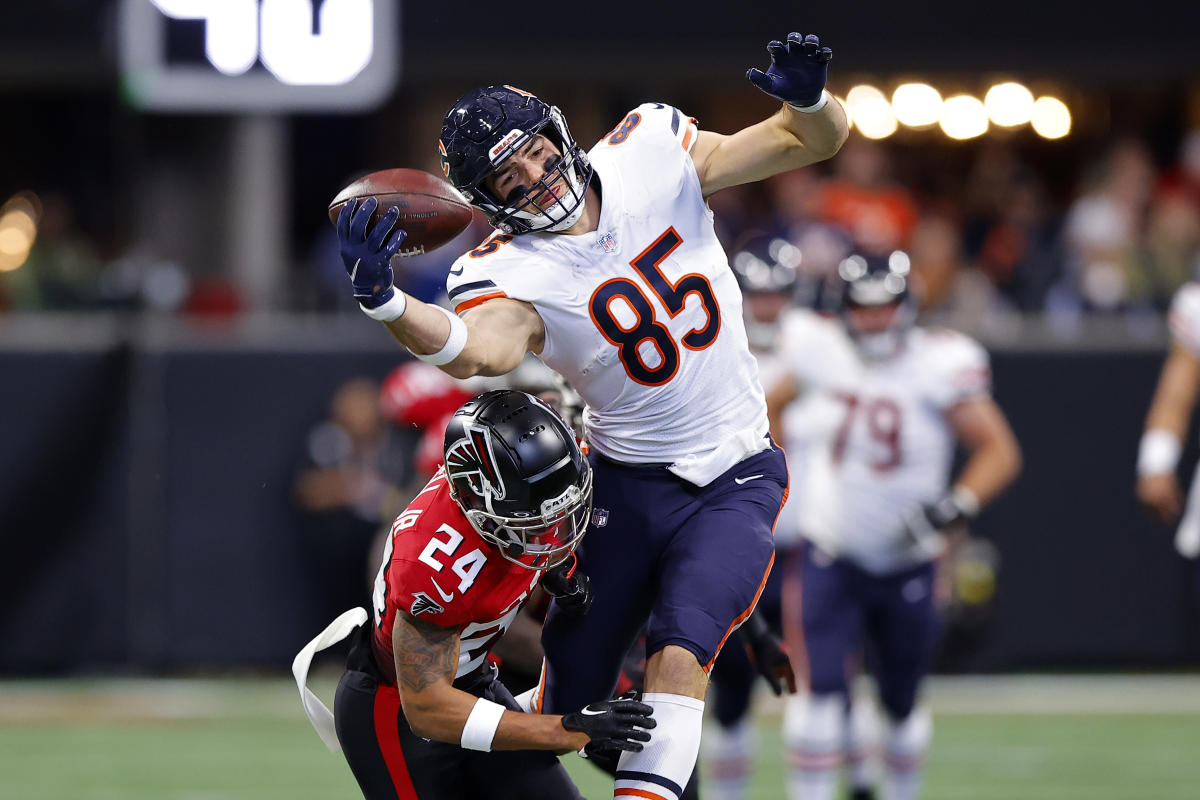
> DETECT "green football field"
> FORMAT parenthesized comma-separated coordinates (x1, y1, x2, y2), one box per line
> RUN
(3, 675, 1200, 799)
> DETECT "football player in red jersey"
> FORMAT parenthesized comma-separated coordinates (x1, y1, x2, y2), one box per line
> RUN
(326, 390, 655, 799)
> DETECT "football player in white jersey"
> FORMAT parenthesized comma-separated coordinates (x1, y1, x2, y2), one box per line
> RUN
(765, 251, 1022, 800)
(1137, 282, 1200, 569)
(334, 31, 848, 800)
(703, 233, 804, 800)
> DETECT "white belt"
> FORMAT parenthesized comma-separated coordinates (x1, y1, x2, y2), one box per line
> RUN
(292, 606, 369, 753)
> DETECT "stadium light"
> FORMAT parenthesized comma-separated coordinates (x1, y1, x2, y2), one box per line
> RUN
(984, 82, 1035, 127)
(1031, 96, 1072, 139)
(939, 94, 989, 140)
(892, 83, 943, 127)
(845, 85, 897, 139)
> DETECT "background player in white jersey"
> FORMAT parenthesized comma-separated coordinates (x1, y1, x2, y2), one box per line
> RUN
(766, 251, 1022, 800)
(334, 30, 848, 800)
(1137, 282, 1200, 575)
(703, 232, 804, 800)
(311, 390, 655, 799)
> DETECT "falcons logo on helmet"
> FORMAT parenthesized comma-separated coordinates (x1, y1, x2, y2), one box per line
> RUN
(410, 592, 445, 617)
(445, 424, 507, 501)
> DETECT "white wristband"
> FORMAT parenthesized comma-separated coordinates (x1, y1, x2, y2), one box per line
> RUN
(359, 289, 408, 322)
(1138, 429, 1182, 476)
(410, 305, 469, 366)
(950, 485, 981, 519)
(787, 90, 831, 113)
(460, 697, 506, 751)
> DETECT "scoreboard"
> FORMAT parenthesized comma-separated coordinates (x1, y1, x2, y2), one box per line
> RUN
(117, 0, 399, 112)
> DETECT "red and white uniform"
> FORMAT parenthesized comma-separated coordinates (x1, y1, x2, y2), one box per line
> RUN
(776, 310, 992, 574)
(1167, 283, 1200, 557)
(371, 467, 542, 683)
(446, 103, 768, 486)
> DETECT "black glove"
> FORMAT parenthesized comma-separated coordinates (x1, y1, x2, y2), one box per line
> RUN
(741, 613, 797, 696)
(563, 692, 655, 756)
(541, 551, 593, 617)
(746, 32, 833, 108)
(903, 489, 977, 557)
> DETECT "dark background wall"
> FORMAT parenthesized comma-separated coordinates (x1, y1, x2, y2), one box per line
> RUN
(2, 334, 1198, 674)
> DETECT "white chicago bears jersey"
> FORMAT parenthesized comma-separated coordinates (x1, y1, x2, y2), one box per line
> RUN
(446, 103, 767, 486)
(776, 310, 991, 574)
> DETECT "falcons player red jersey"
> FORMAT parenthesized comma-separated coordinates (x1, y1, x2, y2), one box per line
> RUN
(370, 466, 543, 685)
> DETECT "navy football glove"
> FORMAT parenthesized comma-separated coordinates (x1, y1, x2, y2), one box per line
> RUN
(746, 32, 833, 108)
(336, 197, 407, 310)
(564, 692, 655, 757)
(541, 551, 593, 618)
(741, 613, 797, 696)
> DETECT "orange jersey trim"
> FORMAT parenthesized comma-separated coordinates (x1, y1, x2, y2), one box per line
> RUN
(454, 291, 508, 313)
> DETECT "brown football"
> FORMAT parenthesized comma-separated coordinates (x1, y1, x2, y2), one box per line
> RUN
(327, 168, 474, 257)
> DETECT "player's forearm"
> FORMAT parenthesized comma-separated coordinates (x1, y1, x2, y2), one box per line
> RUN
(1144, 347, 1200, 438)
(403, 688, 583, 752)
(491, 710, 587, 753)
(379, 298, 523, 380)
(382, 295, 456, 358)
(777, 97, 849, 163)
(954, 436, 1022, 508)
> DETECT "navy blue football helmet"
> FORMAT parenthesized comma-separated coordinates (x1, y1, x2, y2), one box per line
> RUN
(837, 249, 916, 360)
(443, 389, 592, 570)
(729, 232, 802, 295)
(439, 85, 593, 235)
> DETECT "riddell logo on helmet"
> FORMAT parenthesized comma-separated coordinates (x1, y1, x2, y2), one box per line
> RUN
(489, 129, 526, 160)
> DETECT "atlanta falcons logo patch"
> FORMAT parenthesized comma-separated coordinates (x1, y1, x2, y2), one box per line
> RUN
(445, 424, 506, 501)
(410, 591, 445, 616)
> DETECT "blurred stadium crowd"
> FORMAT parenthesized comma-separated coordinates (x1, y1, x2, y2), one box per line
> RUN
(3, 122, 1200, 327)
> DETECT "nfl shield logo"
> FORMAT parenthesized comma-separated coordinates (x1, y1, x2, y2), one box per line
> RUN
(597, 233, 618, 254)
(591, 507, 609, 527)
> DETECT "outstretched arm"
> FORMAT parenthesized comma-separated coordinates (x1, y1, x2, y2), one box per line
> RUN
(337, 197, 544, 379)
(691, 32, 849, 197)
(392, 612, 653, 753)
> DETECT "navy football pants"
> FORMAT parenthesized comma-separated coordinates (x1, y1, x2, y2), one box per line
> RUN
(540, 445, 788, 714)
(795, 543, 940, 720)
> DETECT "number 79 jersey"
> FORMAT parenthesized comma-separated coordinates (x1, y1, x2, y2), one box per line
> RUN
(446, 103, 766, 487)
(370, 467, 542, 685)
(776, 310, 992, 574)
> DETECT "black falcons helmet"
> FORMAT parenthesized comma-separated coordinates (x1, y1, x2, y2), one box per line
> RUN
(443, 389, 592, 570)
(438, 85, 593, 235)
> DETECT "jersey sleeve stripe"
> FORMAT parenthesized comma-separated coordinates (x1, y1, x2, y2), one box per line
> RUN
(680, 119, 698, 152)
(454, 291, 509, 313)
(447, 279, 498, 301)
(670, 107, 681, 136)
